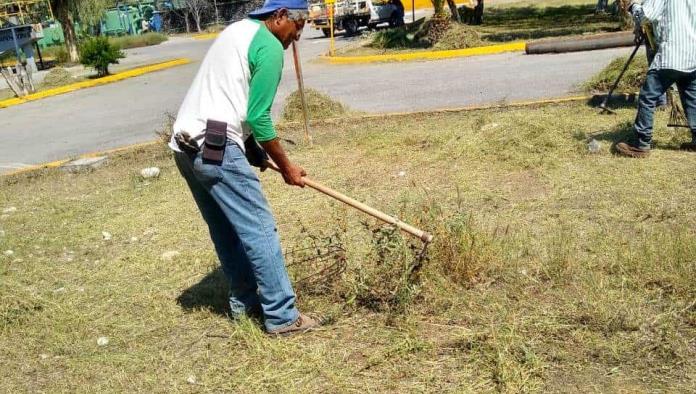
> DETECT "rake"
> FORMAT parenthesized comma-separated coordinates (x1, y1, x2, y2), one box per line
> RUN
(667, 88, 689, 129)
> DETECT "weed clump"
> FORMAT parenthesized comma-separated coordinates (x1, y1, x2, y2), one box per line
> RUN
(281, 88, 350, 122)
(346, 226, 423, 314)
(584, 54, 649, 93)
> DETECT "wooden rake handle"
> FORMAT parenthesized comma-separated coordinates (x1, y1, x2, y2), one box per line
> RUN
(264, 161, 433, 243)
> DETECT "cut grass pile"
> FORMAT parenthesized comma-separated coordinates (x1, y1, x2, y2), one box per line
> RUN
(1, 101, 695, 391)
(433, 23, 484, 50)
(39, 67, 76, 89)
(584, 54, 649, 93)
(281, 88, 352, 122)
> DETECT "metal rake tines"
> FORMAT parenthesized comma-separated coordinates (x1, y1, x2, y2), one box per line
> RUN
(285, 239, 348, 295)
(667, 88, 689, 129)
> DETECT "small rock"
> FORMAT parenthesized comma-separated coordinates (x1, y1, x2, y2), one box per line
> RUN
(3, 250, 14, 256)
(140, 167, 161, 179)
(161, 251, 180, 261)
(397, 171, 406, 177)
(102, 231, 112, 241)
(2, 207, 17, 214)
(97, 337, 109, 346)
(39, 353, 49, 360)
(588, 138, 601, 154)
(130, 236, 139, 243)
(77, 287, 85, 292)
(186, 375, 196, 385)
(54, 287, 65, 293)
(0, 230, 5, 237)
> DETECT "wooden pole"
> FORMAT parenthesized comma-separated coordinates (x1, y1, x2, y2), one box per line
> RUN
(291, 41, 312, 144)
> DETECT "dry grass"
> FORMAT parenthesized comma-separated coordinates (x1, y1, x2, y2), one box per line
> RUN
(1, 101, 695, 392)
(584, 54, 649, 93)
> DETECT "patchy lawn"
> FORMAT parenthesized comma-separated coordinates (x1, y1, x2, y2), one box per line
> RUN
(1, 101, 694, 392)
(338, 0, 622, 57)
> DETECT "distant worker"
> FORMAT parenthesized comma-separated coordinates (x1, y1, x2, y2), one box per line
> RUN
(614, 0, 696, 158)
(141, 19, 150, 34)
(391, 0, 405, 26)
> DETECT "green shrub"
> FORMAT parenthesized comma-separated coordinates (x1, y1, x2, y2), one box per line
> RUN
(79, 37, 125, 77)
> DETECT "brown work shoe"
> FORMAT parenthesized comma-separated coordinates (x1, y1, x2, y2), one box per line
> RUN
(679, 142, 696, 152)
(267, 313, 320, 337)
(614, 142, 651, 158)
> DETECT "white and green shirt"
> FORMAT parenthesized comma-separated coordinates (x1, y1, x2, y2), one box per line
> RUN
(632, 0, 696, 73)
(170, 18, 284, 152)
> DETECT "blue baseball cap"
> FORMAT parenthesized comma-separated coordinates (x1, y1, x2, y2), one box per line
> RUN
(248, 0, 308, 17)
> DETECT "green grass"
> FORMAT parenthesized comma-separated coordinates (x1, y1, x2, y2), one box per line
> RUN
(108, 33, 168, 50)
(1, 101, 695, 391)
(340, 0, 622, 56)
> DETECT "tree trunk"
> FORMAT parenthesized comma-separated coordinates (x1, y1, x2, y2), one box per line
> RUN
(595, 0, 609, 13)
(194, 12, 202, 32)
(446, 0, 461, 23)
(53, 0, 79, 63)
(473, 0, 484, 25)
(183, 11, 191, 33)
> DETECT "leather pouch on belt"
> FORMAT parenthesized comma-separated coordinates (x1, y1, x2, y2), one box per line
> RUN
(202, 120, 227, 164)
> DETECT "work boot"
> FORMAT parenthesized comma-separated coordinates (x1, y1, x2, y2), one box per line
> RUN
(679, 141, 696, 152)
(267, 313, 320, 337)
(614, 142, 651, 158)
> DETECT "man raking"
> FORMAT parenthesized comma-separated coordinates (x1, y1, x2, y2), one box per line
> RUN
(169, 0, 319, 336)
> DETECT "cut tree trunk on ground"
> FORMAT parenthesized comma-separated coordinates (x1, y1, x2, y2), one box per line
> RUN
(526, 31, 634, 54)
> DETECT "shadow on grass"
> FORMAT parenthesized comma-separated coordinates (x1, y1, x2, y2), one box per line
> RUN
(585, 93, 638, 111)
(176, 268, 230, 316)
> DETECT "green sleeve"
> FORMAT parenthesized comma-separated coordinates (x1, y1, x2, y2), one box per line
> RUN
(247, 26, 284, 142)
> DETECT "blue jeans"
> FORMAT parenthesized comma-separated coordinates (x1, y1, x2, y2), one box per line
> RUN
(634, 69, 696, 149)
(174, 143, 299, 331)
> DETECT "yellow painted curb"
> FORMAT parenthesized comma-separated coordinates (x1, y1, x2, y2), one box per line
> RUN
(322, 42, 526, 64)
(192, 32, 220, 41)
(0, 58, 192, 109)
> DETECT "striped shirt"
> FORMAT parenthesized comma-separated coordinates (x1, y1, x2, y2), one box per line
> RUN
(631, 0, 696, 72)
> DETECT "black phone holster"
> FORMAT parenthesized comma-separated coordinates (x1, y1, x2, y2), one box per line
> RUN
(202, 119, 227, 164)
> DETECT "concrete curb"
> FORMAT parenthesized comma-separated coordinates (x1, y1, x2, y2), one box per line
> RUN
(2, 94, 592, 178)
(0, 58, 192, 109)
(321, 42, 526, 64)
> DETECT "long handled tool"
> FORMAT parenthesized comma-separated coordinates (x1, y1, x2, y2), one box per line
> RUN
(598, 35, 644, 115)
(291, 42, 312, 144)
(265, 160, 433, 243)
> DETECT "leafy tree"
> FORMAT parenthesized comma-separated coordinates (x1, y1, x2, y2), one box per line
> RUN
(50, 0, 111, 63)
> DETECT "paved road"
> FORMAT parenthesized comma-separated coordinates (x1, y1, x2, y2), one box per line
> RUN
(0, 27, 631, 173)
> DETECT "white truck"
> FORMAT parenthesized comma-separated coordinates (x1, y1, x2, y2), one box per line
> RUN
(308, 0, 402, 37)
